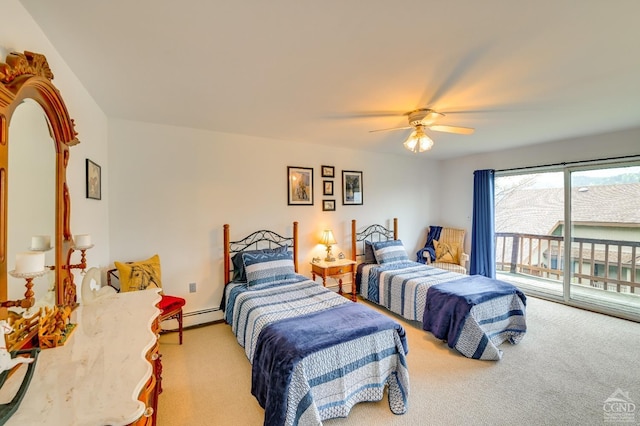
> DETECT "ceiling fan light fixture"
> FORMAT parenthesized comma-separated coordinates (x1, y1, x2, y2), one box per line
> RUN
(408, 109, 443, 126)
(367, 107, 473, 152)
(403, 125, 433, 153)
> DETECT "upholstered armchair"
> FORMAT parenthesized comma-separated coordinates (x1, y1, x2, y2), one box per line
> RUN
(418, 226, 469, 274)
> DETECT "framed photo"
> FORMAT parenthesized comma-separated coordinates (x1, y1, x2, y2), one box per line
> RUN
(322, 200, 336, 211)
(323, 180, 334, 196)
(321, 165, 334, 178)
(287, 166, 314, 205)
(342, 170, 363, 205)
(86, 159, 101, 200)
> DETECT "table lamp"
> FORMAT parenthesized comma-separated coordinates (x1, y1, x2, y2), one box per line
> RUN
(320, 229, 337, 262)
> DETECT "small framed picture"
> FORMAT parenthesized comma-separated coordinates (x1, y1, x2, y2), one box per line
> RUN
(86, 159, 101, 200)
(322, 200, 336, 211)
(323, 180, 334, 196)
(287, 166, 314, 205)
(342, 170, 363, 205)
(321, 165, 335, 178)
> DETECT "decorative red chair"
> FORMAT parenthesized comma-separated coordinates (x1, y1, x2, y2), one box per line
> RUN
(155, 295, 185, 345)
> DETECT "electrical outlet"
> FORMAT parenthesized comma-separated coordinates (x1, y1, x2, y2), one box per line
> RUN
(189, 282, 196, 293)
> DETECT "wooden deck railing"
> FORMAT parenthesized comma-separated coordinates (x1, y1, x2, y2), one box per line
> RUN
(496, 232, 640, 294)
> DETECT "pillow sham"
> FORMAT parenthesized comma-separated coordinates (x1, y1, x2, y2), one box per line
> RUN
(242, 250, 296, 287)
(372, 240, 409, 265)
(231, 244, 288, 282)
(364, 240, 376, 263)
(434, 240, 460, 264)
(114, 254, 162, 292)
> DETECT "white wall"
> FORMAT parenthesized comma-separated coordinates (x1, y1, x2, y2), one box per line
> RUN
(108, 118, 439, 324)
(439, 127, 640, 253)
(2, 0, 110, 294)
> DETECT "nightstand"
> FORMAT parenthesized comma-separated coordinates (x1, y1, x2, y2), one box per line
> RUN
(310, 258, 357, 302)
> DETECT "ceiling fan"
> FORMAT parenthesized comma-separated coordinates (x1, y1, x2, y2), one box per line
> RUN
(370, 108, 475, 153)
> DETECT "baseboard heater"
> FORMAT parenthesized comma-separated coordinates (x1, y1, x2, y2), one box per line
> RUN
(183, 307, 221, 318)
(160, 307, 224, 333)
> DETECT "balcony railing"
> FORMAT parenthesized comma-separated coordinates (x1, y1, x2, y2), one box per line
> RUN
(496, 232, 640, 295)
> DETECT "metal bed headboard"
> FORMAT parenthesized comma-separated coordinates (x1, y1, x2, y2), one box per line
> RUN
(351, 218, 398, 261)
(223, 222, 299, 284)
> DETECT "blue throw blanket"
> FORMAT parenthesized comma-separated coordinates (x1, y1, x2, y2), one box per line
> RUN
(252, 302, 408, 426)
(416, 225, 442, 264)
(423, 275, 526, 348)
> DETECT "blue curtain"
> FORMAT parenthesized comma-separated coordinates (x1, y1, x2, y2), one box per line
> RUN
(470, 169, 496, 278)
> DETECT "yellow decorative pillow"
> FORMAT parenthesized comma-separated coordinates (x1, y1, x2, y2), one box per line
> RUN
(434, 240, 459, 264)
(114, 254, 162, 292)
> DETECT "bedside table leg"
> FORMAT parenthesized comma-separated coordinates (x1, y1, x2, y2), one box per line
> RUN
(338, 278, 343, 295)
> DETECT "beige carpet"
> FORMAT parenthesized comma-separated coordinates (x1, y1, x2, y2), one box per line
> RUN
(157, 296, 640, 425)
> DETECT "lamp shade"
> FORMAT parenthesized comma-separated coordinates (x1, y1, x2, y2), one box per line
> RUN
(403, 125, 434, 153)
(320, 229, 337, 246)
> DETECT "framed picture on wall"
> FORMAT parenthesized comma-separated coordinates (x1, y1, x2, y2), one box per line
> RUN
(287, 166, 314, 205)
(342, 170, 363, 205)
(322, 200, 336, 211)
(86, 159, 101, 200)
(321, 165, 335, 178)
(323, 180, 334, 196)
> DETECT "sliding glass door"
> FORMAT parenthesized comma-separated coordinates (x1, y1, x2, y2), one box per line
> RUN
(495, 161, 640, 320)
(567, 164, 640, 318)
(495, 171, 566, 297)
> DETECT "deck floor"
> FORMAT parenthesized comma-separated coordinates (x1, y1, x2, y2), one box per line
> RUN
(496, 271, 640, 321)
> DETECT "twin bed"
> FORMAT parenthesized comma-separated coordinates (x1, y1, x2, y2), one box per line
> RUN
(351, 219, 527, 361)
(222, 222, 409, 426)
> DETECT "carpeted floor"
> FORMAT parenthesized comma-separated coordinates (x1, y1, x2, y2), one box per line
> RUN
(157, 296, 640, 425)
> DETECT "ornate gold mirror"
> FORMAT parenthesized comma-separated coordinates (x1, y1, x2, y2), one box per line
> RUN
(0, 51, 79, 349)
(8, 99, 56, 307)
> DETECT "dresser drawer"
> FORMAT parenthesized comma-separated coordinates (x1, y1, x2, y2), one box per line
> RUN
(324, 264, 352, 275)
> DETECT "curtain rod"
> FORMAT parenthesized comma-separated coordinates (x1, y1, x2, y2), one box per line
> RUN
(496, 154, 640, 173)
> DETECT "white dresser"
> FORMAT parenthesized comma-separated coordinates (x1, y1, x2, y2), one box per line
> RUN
(0, 288, 162, 425)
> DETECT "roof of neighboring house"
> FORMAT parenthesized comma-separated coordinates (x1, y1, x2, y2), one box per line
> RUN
(496, 183, 640, 234)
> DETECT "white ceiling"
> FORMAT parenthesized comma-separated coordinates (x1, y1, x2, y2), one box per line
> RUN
(18, 0, 640, 159)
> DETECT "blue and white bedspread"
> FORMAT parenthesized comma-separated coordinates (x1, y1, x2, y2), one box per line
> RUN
(359, 261, 527, 360)
(225, 276, 410, 425)
(424, 275, 526, 360)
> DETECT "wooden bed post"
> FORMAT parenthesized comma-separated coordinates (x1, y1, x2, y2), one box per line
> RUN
(293, 221, 299, 272)
(351, 220, 357, 262)
(393, 218, 398, 240)
(223, 224, 230, 284)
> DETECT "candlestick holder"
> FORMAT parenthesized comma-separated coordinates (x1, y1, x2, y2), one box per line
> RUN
(3, 269, 48, 309)
(69, 244, 94, 274)
(29, 244, 53, 252)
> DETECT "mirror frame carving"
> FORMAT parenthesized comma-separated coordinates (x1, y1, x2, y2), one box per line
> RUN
(0, 51, 79, 315)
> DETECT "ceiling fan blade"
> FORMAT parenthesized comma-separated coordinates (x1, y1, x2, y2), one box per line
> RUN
(428, 125, 475, 135)
(329, 110, 407, 119)
(369, 126, 413, 133)
(440, 108, 513, 114)
(420, 47, 489, 107)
